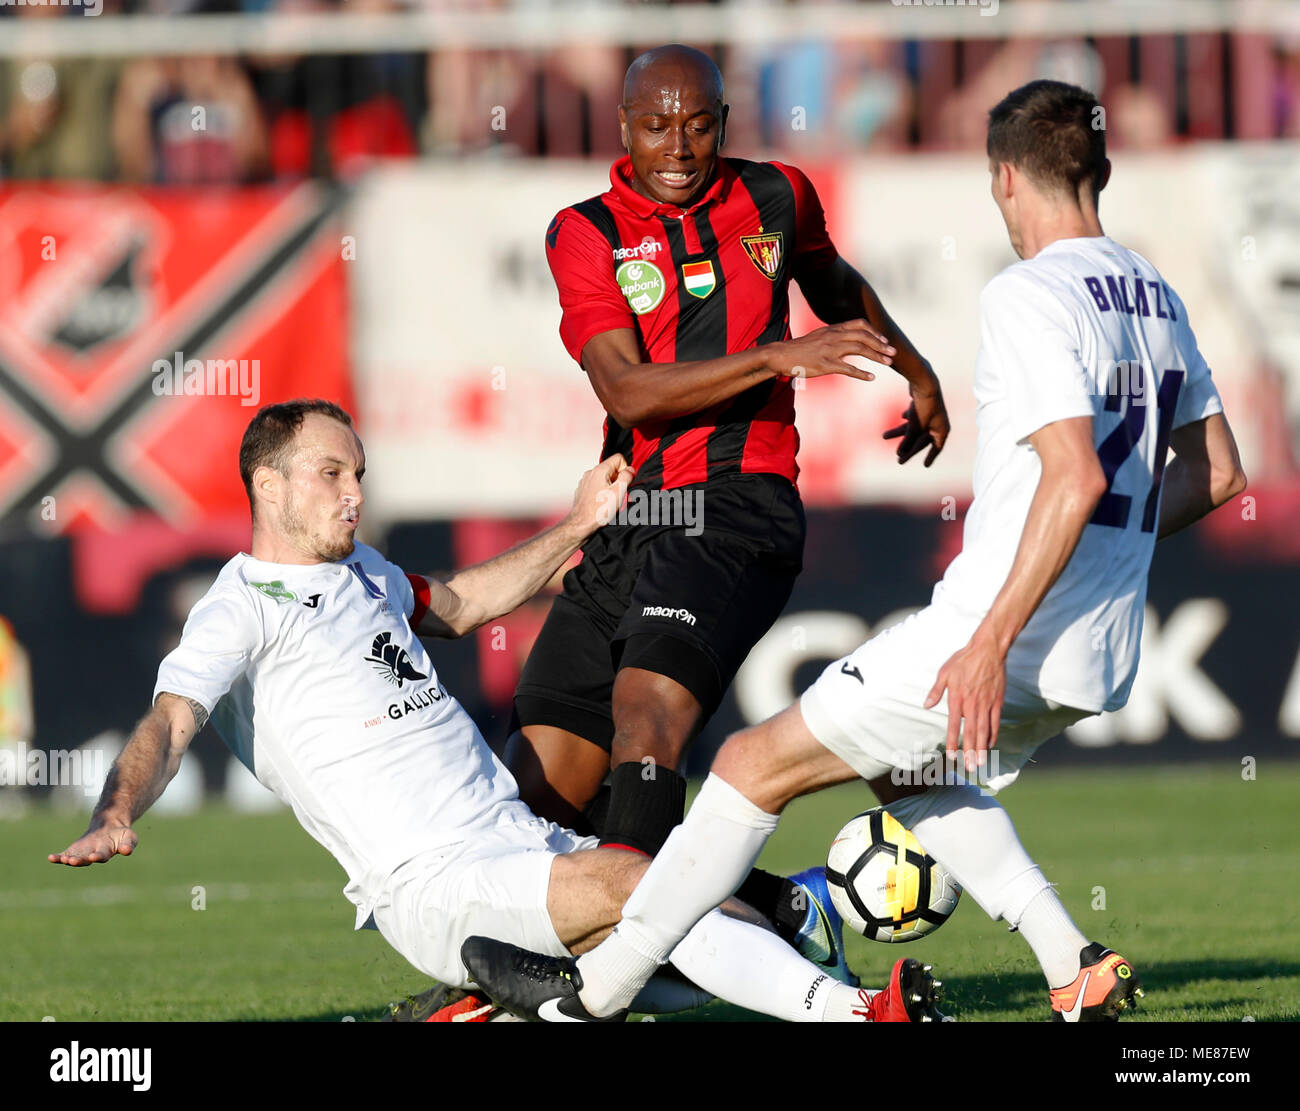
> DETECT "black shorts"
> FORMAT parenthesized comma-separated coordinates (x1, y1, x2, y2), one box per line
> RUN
(513, 473, 806, 751)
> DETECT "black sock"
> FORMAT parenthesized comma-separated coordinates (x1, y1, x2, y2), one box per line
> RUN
(736, 869, 807, 945)
(598, 761, 687, 856)
(571, 784, 612, 838)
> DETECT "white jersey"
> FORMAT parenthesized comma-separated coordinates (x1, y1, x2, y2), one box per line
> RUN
(154, 542, 523, 927)
(932, 236, 1222, 713)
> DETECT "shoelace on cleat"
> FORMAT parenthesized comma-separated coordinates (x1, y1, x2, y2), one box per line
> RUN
(513, 951, 573, 986)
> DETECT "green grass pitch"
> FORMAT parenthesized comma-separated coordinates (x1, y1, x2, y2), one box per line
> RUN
(3, 762, 1297, 1022)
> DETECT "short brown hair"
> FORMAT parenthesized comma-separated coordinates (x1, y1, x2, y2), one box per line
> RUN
(987, 80, 1107, 201)
(239, 399, 354, 512)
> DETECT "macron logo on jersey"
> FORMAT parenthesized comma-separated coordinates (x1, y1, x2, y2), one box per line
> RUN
(612, 236, 663, 262)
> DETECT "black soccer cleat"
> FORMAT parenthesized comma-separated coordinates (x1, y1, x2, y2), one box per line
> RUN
(1049, 942, 1143, 1022)
(460, 937, 628, 1023)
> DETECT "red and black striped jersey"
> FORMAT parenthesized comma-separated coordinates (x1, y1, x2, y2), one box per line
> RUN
(545, 155, 839, 491)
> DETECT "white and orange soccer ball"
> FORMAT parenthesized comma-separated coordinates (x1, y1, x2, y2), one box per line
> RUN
(826, 807, 962, 943)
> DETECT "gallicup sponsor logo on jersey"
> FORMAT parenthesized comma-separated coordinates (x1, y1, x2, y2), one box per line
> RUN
(616, 260, 665, 314)
(360, 631, 448, 727)
(362, 681, 447, 728)
(365, 632, 426, 687)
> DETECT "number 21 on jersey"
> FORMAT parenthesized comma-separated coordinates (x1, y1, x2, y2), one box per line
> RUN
(1089, 363, 1184, 534)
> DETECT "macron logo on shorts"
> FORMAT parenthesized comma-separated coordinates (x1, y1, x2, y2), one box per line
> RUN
(642, 605, 697, 627)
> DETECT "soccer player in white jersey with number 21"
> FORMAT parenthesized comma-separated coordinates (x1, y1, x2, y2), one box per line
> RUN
(462, 80, 1248, 1023)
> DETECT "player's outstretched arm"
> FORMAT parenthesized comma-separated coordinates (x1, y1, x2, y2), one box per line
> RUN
(926, 416, 1106, 769)
(580, 321, 895, 428)
(48, 692, 202, 866)
(1156, 413, 1247, 539)
(799, 257, 950, 466)
(412, 454, 634, 638)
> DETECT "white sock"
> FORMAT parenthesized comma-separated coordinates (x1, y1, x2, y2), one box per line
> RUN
(882, 784, 1085, 985)
(667, 910, 847, 1022)
(1014, 887, 1090, 988)
(668, 912, 903, 1022)
(576, 773, 780, 1016)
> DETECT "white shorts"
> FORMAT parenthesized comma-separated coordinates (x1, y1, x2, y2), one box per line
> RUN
(800, 604, 1092, 794)
(370, 806, 598, 988)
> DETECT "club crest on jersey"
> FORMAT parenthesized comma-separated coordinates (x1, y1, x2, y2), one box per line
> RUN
(250, 580, 297, 604)
(740, 230, 783, 280)
(681, 260, 716, 300)
(366, 631, 427, 687)
(615, 260, 665, 315)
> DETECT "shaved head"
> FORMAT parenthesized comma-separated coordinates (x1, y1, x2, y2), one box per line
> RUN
(622, 44, 724, 109)
(618, 45, 728, 207)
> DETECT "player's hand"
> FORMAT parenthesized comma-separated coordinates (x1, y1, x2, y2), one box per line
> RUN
(924, 634, 1006, 773)
(767, 320, 896, 382)
(570, 453, 634, 536)
(884, 380, 950, 467)
(48, 822, 138, 867)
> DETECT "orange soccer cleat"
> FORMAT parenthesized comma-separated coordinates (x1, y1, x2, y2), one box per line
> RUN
(1050, 943, 1143, 1022)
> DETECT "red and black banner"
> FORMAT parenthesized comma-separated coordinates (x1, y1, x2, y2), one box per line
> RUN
(0, 183, 353, 614)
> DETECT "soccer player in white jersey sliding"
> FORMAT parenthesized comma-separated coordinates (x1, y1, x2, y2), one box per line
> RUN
(48, 399, 946, 1023)
(461, 79, 1249, 1022)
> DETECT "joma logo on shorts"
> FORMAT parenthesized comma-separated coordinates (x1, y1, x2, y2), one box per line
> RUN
(642, 605, 697, 626)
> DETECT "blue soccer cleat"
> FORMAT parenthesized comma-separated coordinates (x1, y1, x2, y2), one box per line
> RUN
(788, 866, 859, 987)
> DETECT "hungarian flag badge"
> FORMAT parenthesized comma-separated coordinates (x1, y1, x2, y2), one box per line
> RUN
(681, 260, 717, 299)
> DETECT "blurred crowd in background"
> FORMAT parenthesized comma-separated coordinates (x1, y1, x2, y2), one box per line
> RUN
(3, 0, 1300, 183)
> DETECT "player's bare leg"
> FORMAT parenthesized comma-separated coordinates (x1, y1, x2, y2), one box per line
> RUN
(544, 846, 649, 951)
(504, 724, 609, 830)
(709, 701, 862, 814)
(592, 666, 701, 854)
(608, 666, 702, 771)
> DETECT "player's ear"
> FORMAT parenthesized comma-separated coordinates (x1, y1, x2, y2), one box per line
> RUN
(618, 105, 630, 152)
(718, 103, 729, 149)
(252, 464, 282, 510)
(1098, 157, 1112, 193)
(998, 160, 1016, 198)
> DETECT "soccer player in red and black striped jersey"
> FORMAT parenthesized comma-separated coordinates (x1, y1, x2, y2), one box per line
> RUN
(505, 45, 949, 974)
